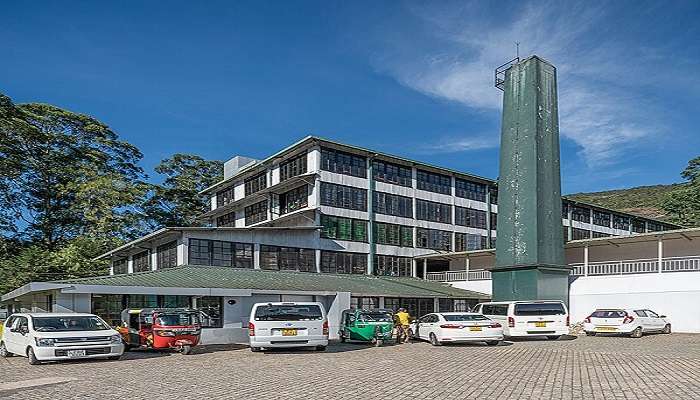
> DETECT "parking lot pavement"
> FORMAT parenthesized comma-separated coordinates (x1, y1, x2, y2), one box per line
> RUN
(2, 334, 700, 400)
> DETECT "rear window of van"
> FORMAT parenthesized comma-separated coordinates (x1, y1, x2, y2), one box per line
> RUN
(254, 305, 323, 321)
(514, 303, 566, 316)
(591, 310, 627, 318)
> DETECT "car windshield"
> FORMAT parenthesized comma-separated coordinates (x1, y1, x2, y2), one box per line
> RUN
(514, 303, 566, 316)
(443, 314, 489, 322)
(155, 313, 200, 326)
(255, 305, 323, 321)
(591, 310, 627, 318)
(357, 312, 392, 322)
(33, 316, 110, 332)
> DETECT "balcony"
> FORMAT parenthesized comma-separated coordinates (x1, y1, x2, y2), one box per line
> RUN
(424, 256, 700, 282)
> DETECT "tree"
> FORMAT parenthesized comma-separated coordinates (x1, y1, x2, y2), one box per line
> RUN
(663, 156, 700, 227)
(0, 93, 149, 248)
(142, 154, 223, 227)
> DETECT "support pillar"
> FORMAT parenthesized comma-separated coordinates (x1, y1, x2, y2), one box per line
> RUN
(658, 237, 664, 273)
(465, 256, 471, 281)
(422, 259, 427, 280)
(583, 245, 589, 277)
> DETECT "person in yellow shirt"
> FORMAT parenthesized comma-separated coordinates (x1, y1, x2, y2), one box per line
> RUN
(394, 308, 412, 344)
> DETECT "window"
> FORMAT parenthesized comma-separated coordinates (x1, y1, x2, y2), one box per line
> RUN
(416, 199, 451, 224)
(645, 310, 659, 318)
(592, 231, 610, 238)
(416, 170, 451, 194)
(455, 233, 486, 252)
(112, 259, 127, 275)
(373, 222, 413, 247)
(216, 211, 236, 227)
(592, 211, 611, 227)
(320, 147, 367, 178)
(455, 179, 487, 202)
(647, 221, 663, 232)
(320, 251, 367, 274)
(490, 212, 498, 229)
(197, 297, 222, 328)
(216, 186, 235, 208)
(489, 186, 498, 204)
(188, 239, 253, 268)
(157, 241, 178, 269)
(162, 295, 191, 308)
(455, 207, 486, 228)
(280, 185, 308, 214)
(245, 200, 268, 225)
(632, 219, 646, 233)
(571, 206, 590, 223)
(279, 152, 308, 181)
(373, 191, 413, 218)
(572, 228, 590, 240)
(384, 298, 434, 317)
(259, 245, 316, 272)
(320, 215, 367, 242)
(320, 182, 367, 211)
(613, 215, 630, 230)
(481, 304, 508, 316)
(244, 172, 267, 195)
(561, 202, 569, 219)
(133, 251, 150, 273)
(438, 299, 474, 313)
(416, 228, 452, 251)
(372, 160, 411, 187)
(374, 255, 412, 277)
(350, 297, 380, 310)
(92, 294, 125, 327)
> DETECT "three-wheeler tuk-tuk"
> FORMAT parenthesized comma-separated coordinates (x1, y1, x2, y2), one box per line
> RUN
(339, 308, 394, 347)
(118, 308, 201, 355)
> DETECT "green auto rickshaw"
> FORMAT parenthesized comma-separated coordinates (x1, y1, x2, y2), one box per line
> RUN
(339, 308, 394, 347)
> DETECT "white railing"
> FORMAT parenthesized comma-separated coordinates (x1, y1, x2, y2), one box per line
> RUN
(424, 256, 700, 282)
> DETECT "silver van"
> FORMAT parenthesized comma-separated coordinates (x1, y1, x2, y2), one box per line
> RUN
(248, 302, 329, 352)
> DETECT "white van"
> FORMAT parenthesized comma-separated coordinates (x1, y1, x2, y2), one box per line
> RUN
(248, 302, 329, 352)
(473, 300, 569, 339)
(0, 313, 124, 364)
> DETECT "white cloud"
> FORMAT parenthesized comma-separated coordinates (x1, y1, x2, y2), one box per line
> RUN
(418, 135, 499, 154)
(370, 1, 668, 167)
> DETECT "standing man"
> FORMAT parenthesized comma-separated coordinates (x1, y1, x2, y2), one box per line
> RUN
(395, 308, 412, 344)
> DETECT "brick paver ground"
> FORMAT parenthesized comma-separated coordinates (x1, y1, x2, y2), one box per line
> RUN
(1, 334, 699, 399)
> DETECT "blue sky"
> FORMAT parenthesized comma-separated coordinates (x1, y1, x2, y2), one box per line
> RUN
(1, 1, 698, 193)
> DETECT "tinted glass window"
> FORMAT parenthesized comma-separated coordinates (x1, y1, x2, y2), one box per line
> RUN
(254, 305, 323, 321)
(443, 314, 489, 322)
(634, 310, 648, 317)
(492, 305, 509, 316)
(591, 310, 627, 318)
(514, 303, 565, 316)
(33, 316, 110, 332)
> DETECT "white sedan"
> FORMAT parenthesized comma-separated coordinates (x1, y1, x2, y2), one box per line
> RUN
(583, 308, 671, 338)
(411, 312, 503, 346)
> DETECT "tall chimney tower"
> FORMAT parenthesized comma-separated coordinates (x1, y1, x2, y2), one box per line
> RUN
(492, 55, 570, 304)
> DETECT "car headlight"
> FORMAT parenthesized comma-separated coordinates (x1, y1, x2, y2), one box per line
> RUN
(110, 334, 122, 344)
(35, 337, 55, 347)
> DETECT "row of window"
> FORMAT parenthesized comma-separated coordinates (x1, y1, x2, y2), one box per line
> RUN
(564, 203, 666, 232)
(320, 251, 367, 274)
(260, 245, 316, 272)
(320, 182, 367, 211)
(92, 294, 221, 328)
(188, 239, 254, 268)
(416, 199, 451, 224)
(320, 215, 368, 242)
(217, 212, 236, 227)
(280, 185, 308, 215)
(374, 222, 413, 247)
(244, 200, 268, 225)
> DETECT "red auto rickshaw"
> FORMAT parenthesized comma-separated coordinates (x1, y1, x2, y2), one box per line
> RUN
(118, 308, 201, 355)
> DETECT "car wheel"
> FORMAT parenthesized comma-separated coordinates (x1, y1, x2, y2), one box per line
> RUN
(585, 331, 596, 336)
(546, 335, 561, 340)
(181, 345, 192, 355)
(340, 335, 346, 343)
(485, 340, 500, 346)
(315, 346, 327, 352)
(107, 355, 122, 361)
(429, 333, 441, 346)
(375, 339, 383, 347)
(250, 346, 261, 352)
(0, 342, 11, 357)
(27, 347, 41, 365)
(662, 324, 671, 334)
(630, 327, 643, 338)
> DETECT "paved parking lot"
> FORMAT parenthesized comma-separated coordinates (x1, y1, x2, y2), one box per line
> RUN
(2, 334, 700, 399)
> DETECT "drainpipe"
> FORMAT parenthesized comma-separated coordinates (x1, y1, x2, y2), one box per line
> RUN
(658, 236, 664, 273)
(465, 256, 470, 281)
(367, 155, 376, 276)
(583, 244, 589, 277)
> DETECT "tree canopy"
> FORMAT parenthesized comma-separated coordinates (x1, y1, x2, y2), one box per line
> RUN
(663, 156, 700, 227)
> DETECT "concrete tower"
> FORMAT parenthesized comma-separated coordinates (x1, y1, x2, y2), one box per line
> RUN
(492, 55, 570, 304)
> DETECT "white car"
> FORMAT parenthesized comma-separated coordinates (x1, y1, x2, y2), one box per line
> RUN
(583, 309, 671, 338)
(0, 313, 124, 365)
(410, 312, 503, 346)
(248, 302, 329, 352)
(474, 300, 570, 339)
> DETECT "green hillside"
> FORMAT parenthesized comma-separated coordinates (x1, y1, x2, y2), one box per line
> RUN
(566, 184, 685, 222)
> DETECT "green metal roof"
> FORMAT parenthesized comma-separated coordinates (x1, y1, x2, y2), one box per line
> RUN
(54, 266, 489, 299)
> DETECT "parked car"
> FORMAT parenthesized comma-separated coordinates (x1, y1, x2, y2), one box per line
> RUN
(0, 313, 125, 365)
(474, 300, 569, 339)
(410, 312, 503, 346)
(339, 308, 394, 346)
(248, 302, 329, 352)
(583, 309, 671, 338)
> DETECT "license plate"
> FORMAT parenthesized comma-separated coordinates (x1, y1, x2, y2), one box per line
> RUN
(469, 326, 482, 332)
(66, 350, 87, 358)
(535, 322, 547, 328)
(281, 329, 297, 336)
(596, 326, 617, 332)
